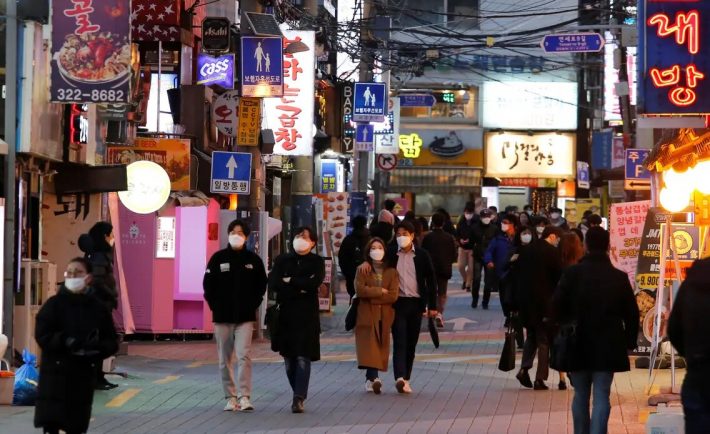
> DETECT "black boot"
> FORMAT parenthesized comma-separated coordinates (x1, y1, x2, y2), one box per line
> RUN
(291, 397, 304, 413)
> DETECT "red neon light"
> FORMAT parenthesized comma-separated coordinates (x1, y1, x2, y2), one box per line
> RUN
(669, 87, 697, 106)
(648, 10, 700, 54)
(650, 65, 681, 87)
(685, 64, 705, 87)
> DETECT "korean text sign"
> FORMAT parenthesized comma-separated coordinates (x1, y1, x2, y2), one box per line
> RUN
(609, 200, 651, 287)
(484, 132, 575, 178)
(263, 31, 315, 156)
(51, 0, 131, 103)
(241, 36, 284, 97)
(639, 0, 710, 114)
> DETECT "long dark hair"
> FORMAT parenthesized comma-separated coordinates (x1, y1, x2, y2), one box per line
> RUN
(362, 237, 392, 270)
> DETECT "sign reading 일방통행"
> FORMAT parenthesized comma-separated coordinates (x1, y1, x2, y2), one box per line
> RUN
(263, 31, 315, 156)
(484, 132, 575, 178)
(51, 0, 131, 103)
(639, 1, 710, 114)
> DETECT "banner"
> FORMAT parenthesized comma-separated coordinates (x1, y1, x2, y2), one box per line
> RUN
(609, 201, 650, 287)
(51, 0, 131, 103)
(107, 138, 191, 191)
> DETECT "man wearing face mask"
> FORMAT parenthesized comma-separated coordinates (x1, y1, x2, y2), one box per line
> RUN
(533, 216, 550, 239)
(203, 219, 268, 412)
(548, 207, 569, 231)
(470, 209, 498, 308)
(456, 203, 477, 291)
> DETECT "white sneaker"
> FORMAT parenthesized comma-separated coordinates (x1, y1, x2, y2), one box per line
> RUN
(403, 380, 413, 394)
(224, 397, 238, 411)
(372, 378, 382, 395)
(365, 380, 374, 393)
(395, 377, 406, 394)
(238, 396, 254, 411)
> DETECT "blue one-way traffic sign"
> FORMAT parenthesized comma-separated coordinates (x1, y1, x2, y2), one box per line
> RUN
(541, 33, 604, 53)
(399, 94, 436, 107)
(353, 82, 387, 122)
(356, 124, 374, 151)
(211, 151, 252, 194)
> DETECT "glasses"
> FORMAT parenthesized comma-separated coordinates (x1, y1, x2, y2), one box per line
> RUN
(64, 271, 87, 278)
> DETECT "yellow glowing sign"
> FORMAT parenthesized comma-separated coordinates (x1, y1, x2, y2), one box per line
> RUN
(399, 134, 423, 158)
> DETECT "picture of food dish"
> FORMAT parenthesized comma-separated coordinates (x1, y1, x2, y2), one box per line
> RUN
(332, 222, 345, 228)
(336, 204, 345, 211)
(56, 32, 130, 83)
(328, 206, 335, 212)
(643, 308, 668, 342)
(636, 290, 656, 328)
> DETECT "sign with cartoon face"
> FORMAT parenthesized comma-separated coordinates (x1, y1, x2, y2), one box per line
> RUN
(398, 127, 483, 167)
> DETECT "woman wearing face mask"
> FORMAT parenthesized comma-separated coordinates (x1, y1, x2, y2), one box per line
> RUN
(504, 226, 535, 350)
(533, 217, 550, 240)
(34, 258, 118, 434)
(78, 221, 119, 390)
(354, 238, 399, 394)
(268, 227, 325, 413)
(483, 214, 518, 312)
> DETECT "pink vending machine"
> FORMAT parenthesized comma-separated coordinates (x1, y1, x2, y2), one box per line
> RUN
(116, 198, 221, 334)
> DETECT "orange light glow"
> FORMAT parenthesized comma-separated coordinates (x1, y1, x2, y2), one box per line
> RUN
(229, 194, 238, 210)
(648, 10, 700, 54)
(685, 64, 705, 88)
(669, 87, 697, 106)
(650, 65, 681, 87)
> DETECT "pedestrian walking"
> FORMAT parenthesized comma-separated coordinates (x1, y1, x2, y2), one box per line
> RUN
(338, 215, 370, 299)
(422, 213, 458, 327)
(435, 208, 457, 236)
(669, 257, 710, 434)
(534, 216, 550, 239)
(78, 221, 119, 390)
(548, 207, 570, 231)
(370, 210, 396, 244)
(268, 227, 325, 413)
(455, 203, 477, 292)
(503, 226, 535, 349)
(34, 257, 118, 434)
(203, 219, 267, 412)
(515, 226, 563, 390)
(471, 209, 498, 309)
(355, 238, 399, 394)
(552, 227, 638, 434)
(388, 221, 438, 393)
(483, 214, 518, 310)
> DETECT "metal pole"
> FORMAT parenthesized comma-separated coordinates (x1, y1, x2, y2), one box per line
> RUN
(3, 0, 18, 361)
(356, 0, 373, 193)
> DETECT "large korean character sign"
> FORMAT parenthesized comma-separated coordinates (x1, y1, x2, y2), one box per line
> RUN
(639, 1, 710, 114)
(262, 31, 315, 156)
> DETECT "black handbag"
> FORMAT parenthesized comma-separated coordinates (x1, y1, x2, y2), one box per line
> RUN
(345, 298, 359, 331)
(265, 303, 280, 352)
(498, 323, 516, 372)
(551, 322, 578, 371)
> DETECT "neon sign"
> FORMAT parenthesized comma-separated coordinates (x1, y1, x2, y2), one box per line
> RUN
(639, 1, 710, 114)
(399, 134, 423, 159)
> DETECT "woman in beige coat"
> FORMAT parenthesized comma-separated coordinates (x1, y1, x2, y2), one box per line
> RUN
(355, 237, 399, 394)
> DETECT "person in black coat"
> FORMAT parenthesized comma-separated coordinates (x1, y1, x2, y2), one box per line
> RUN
(422, 212, 457, 327)
(515, 225, 564, 390)
(552, 228, 638, 434)
(455, 202, 477, 292)
(78, 221, 118, 390)
(669, 257, 710, 434)
(338, 215, 370, 299)
(470, 209, 499, 308)
(203, 219, 267, 412)
(268, 227, 325, 413)
(34, 257, 118, 434)
(369, 210, 395, 245)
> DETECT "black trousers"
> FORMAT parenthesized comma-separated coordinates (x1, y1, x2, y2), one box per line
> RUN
(472, 263, 496, 307)
(436, 277, 449, 315)
(521, 323, 550, 381)
(392, 297, 423, 381)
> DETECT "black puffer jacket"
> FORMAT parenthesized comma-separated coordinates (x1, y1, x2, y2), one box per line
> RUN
(669, 258, 710, 371)
(78, 232, 118, 311)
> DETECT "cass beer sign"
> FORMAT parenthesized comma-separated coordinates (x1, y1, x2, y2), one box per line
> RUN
(196, 53, 235, 89)
(202, 17, 231, 52)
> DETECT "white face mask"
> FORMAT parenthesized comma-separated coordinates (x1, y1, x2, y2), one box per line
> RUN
(481, 217, 491, 225)
(396, 236, 412, 249)
(550, 212, 561, 219)
(108, 238, 115, 247)
(521, 234, 533, 244)
(536, 226, 545, 234)
(65, 277, 87, 293)
(369, 249, 385, 261)
(501, 223, 511, 233)
(464, 213, 474, 220)
(228, 234, 246, 249)
(293, 237, 312, 254)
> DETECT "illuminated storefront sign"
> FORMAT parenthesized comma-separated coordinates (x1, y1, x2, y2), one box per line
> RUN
(399, 134, 423, 158)
(639, 1, 710, 113)
(484, 132, 575, 178)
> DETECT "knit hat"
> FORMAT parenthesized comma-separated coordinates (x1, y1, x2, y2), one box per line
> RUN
(378, 210, 395, 225)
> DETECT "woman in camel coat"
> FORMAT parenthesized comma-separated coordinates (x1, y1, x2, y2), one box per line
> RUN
(355, 237, 399, 394)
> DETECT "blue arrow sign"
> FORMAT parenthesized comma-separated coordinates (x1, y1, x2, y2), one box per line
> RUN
(541, 33, 605, 53)
(353, 82, 387, 122)
(211, 151, 252, 194)
(399, 94, 436, 107)
(355, 124, 374, 151)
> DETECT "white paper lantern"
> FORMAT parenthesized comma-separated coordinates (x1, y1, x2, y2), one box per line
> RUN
(118, 161, 171, 214)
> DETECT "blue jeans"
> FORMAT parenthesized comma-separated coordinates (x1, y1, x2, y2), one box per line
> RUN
(569, 371, 614, 434)
(284, 357, 311, 399)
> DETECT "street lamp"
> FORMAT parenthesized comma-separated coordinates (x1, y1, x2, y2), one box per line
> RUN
(118, 161, 171, 214)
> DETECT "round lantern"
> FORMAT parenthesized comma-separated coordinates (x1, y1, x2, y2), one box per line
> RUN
(118, 161, 171, 214)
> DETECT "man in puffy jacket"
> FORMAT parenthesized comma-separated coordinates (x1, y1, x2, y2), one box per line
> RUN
(203, 219, 267, 412)
(422, 212, 457, 327)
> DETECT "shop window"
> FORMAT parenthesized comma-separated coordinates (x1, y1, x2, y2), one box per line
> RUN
(146, 73, 178, 133)
(397, 0, 479, 29)
(400, 89, 477, 120)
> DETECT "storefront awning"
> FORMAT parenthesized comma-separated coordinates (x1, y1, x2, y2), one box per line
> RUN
(388, 167, 482, 194)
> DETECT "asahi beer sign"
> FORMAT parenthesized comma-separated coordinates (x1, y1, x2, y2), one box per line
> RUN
(50, 0, 131, 103)
(202, 17, 231, 52)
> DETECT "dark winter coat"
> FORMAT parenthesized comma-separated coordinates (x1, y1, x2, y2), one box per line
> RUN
(516, 239, 563, 327)
(369, 221, 394, 245)
(483, 233, 515, 279)
(386, 245, 438, 312)
(552, 252, 639, 372)
(471, 222, 498, 260)
(421, 228, 457, 279)
(455, 217, 477, 250)
(338, 228, 370, 297)
(79, 233, 118, 311)
(34, 287, 118, 433)
(669, 258, 710, 372)
(203, 245, 267, 324)
(268, 252, 326, 361)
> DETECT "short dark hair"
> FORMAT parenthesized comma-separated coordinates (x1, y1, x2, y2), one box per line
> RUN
(489, 206, 498, 212)
(352, 215, 367, 230)
(293, 226, 318, 243)
(68, 257, 93, 274)
(523, 204, 533, 211)
(541, 226, 564, 240)
(534, 216, 550, 226)
(396, 220, 416, 235)
(501, 213, 518, 226)
(464, 201, 475, 212)
(588, 214, 603, 226)
(227, 219, 251, 236)
(431, 213, 444, 228)
(384, 199, 396, 212)
(585, 227, 610, 252)
(417, 216, 429, 232)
